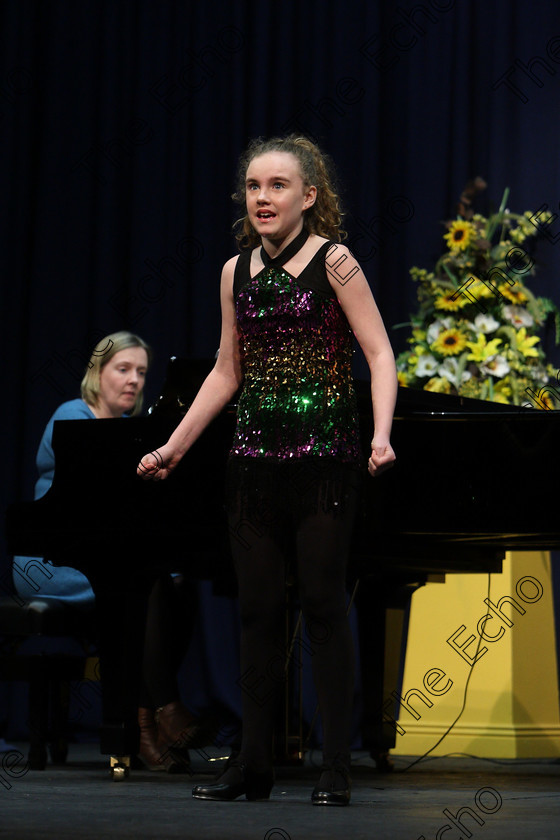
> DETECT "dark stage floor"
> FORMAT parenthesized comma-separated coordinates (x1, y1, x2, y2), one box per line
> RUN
(2, 743, 560, 839)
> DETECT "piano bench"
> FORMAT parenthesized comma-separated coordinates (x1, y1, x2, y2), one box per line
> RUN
(0, 596, 98, 770)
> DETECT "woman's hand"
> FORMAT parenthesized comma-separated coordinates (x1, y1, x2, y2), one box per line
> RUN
(137, 444, 178, 481)
(368, 437, 396, 477)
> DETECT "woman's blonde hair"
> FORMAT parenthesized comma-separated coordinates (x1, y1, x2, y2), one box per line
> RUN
(232, 134, 347, 250)
(80, 331, 151, 416)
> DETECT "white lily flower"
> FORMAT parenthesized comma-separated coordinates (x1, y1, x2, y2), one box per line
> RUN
(416, 354, 439, 377)
(481, 355, 510, 377)
(438, 357, 472, 387)
(502, 305, 534, 328)
(532, 365, 550, 384)
(472, 313, 500, 334)
(427, 317, 453, 344)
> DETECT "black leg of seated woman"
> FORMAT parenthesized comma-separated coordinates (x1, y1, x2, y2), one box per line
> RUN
(138, 574, 207, 772)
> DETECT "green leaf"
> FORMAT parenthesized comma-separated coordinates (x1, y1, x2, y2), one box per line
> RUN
(486, 187, 510, 240)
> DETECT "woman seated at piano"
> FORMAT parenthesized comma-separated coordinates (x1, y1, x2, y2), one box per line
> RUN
(13, 330, 149, 607)
(12, 330, 207, 773)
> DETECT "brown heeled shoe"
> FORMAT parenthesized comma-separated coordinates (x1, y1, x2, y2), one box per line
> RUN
(137, 707, 190, 774)
(156, 701, 219, 750)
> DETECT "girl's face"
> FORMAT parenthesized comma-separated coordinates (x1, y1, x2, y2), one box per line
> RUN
(245, 151, 316, 243)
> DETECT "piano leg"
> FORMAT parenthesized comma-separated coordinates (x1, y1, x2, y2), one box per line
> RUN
(109, 755, 131, 781)
(356, 574, 423, 771)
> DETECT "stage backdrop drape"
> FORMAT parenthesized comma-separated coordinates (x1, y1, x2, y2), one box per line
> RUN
(2, 0, 560, 738)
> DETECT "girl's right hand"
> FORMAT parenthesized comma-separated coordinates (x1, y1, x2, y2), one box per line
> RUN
(137, 445, 178, 481)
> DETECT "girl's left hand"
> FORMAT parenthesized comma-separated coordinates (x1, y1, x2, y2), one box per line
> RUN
(368, 439, 396, 477)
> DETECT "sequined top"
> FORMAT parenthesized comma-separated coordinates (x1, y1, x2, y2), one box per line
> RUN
(230, 235, 361, 463)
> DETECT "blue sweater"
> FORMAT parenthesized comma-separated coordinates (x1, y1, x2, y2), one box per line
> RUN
(13, 399, 96, 608)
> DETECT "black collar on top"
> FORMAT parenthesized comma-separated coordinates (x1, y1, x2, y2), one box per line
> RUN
(260, 227, 309, 268)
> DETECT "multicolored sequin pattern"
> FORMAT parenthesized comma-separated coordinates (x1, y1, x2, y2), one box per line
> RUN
(231, 267, 361, 462)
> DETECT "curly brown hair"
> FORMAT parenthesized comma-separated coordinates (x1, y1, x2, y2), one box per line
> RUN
(232, 135, 347, 250)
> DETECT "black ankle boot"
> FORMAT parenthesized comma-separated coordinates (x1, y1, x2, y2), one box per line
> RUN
(311, 758, 351, 806)
(192, 761, 274, 801)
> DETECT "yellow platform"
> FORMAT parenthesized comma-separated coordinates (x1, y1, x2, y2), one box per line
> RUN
(390, 551, 560, 758)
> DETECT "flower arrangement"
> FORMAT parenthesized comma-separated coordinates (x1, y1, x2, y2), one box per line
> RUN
(395, 180, 560, 408)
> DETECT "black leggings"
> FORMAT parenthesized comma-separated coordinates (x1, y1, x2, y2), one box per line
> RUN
(226, 458, 361, 772)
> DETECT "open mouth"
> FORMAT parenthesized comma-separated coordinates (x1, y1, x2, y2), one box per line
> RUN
(256, 211, 276, 221)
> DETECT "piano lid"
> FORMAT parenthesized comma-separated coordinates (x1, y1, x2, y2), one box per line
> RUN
(354, 380, 549, 418)
(151, 356, 554, 419)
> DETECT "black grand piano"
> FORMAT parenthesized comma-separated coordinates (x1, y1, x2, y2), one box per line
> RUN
(6, 357, 560, 775)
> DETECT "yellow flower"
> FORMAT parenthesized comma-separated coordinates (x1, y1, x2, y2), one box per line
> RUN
(425, 377, 451, 393)
(512, 327, 540, 358)
(466, 276, 496, 299)
(498, 283, 528, 304)
(492, 392, 511, 404)
(492, 240, 514, 260)
(538, 391, 558, 409)
(397, 371, 409, 386)
(494, 380, 512, 398)
(432, 328, 468, 356)
(510, 227, 529, 244)
(457, 379, 478, 397)
(465, 333, 502, 362)
(444, 220, 477, 251)
(434, 290, 470, 311)
(403, 193, 560, 409)
(410, 267, 434, 283)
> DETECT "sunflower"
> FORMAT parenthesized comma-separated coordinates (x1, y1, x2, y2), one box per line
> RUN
(435, 290, 470, 311)
(444, 220, 477, 252)
(432, 328, 468, 356)
(498, 283, 528, 304)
